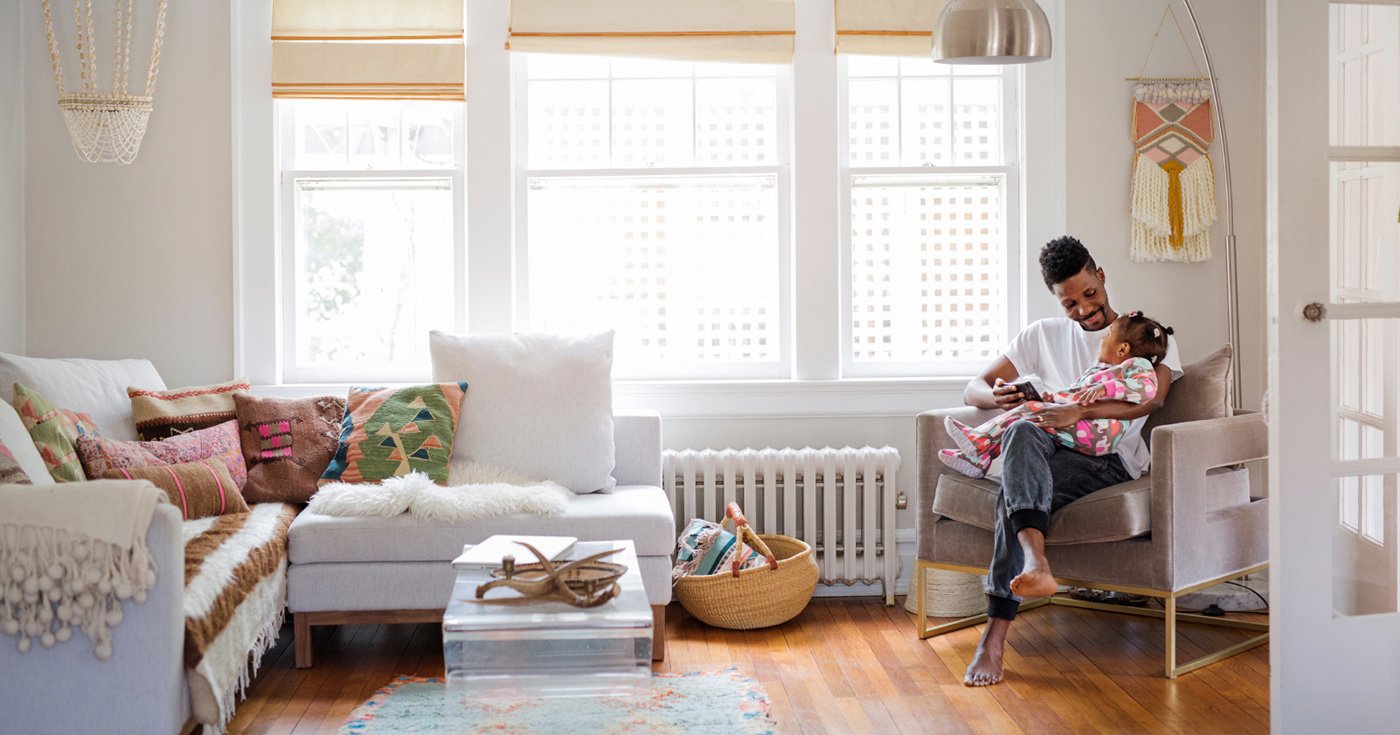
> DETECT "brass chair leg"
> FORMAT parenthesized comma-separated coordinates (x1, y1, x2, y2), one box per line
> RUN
(1165, 594, 1177, 679)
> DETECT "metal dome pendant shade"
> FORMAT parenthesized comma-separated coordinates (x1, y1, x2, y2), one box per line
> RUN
(932, 0, 1052, 65)
(41, 0, 169, 165)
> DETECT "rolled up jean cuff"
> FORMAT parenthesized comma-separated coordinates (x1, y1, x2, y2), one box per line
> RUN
(1009, 508, 1050, 537)
(987, 594, 1020, 621)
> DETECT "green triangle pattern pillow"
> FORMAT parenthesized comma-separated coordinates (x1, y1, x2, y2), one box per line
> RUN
(320, 383, 468, 486)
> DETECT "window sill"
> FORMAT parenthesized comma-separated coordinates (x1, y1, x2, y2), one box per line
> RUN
(249, 377, 971, 419)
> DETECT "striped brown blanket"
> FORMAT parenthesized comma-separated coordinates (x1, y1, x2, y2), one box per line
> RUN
(182, 502, 297, 733)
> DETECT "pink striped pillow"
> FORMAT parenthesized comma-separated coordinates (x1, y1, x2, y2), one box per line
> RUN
(101, 459, 248, 520)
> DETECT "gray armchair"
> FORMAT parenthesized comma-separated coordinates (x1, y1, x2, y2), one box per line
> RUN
(913, 347, 1268, 678)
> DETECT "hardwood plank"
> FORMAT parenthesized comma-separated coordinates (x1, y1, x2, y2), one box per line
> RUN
(230, 598, 1270, 734)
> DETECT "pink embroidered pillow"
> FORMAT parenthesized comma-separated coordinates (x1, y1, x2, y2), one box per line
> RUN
(100, 459, 248, 520)
(75, 419, 248, 488)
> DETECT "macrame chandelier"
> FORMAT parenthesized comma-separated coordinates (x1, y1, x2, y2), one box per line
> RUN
(41, 0, 169, 165)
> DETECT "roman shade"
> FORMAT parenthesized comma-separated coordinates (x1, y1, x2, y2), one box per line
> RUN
(835, 0, 948, 57)
(507, 0, 795, 64)
(271, 0, 465, 100)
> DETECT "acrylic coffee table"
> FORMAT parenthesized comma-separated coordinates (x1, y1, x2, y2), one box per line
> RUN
(442, 539, 653, 700)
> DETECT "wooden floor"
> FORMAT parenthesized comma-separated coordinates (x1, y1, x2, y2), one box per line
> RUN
(231, 598, 1269, 734)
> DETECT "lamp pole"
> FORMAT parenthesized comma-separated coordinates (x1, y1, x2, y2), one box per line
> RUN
(1179, 0, 1243, 409)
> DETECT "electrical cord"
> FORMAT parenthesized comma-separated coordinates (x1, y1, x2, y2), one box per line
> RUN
(1224, 580, 1269, 611)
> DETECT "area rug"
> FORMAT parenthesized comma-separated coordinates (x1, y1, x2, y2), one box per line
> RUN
(340, 668, 777, 734)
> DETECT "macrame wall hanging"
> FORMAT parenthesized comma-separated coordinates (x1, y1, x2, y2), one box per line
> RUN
(41, 0, 170, 165)
(1127, 4, 1217, 263)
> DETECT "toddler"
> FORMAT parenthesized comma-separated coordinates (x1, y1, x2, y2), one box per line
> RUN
(940, 312, 1173, 479)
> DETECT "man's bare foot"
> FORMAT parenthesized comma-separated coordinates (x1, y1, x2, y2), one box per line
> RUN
(964, 618, 1009, 686)
(1010, 560, 1058, 598)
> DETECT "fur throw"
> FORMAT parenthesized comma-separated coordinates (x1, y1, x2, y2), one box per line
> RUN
(307, 462, 571, 521)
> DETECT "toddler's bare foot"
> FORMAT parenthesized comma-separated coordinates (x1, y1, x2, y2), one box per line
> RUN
(1010, 560, 1058, 598)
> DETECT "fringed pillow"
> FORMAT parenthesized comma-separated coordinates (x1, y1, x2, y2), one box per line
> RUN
(128, 380, 250, 440)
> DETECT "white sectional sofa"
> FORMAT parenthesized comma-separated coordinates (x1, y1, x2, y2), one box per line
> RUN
(0, 353, 675, 734)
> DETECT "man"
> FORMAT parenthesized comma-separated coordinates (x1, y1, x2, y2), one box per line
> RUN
(959, 236, 1181, 686)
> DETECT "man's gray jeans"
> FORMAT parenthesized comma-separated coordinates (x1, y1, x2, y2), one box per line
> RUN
(985, 420, 1132, 620)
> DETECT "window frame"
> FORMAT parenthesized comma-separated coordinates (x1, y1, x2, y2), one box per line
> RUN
(836, 57, 1024, 379)
(274, 100, 468, 384)
(510, 55, 795, 380)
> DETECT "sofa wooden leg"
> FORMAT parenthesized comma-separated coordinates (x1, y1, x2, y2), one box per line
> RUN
(294, 613, 313, 669)
(651, 605, 666, 662)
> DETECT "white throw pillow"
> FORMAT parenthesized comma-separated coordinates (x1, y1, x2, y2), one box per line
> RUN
(0, 352, 165, 441)
(430, 330, 616, 493)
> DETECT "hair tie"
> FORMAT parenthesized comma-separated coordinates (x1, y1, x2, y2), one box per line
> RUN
(1126, 310, 1142, 318)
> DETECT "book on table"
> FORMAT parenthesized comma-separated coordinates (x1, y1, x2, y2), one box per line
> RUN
(452, 535, 579, 570)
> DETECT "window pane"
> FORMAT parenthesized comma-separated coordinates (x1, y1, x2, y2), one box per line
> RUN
(528, 80, 611, 169)
(953, 78, 1003, 165)
(526, 56, 782, 170)
(900, 78, 951, 166)
(1331, 4, 1400, 147)
(292, 179, 456, 373)
(850, 175, 1006, 363)
(527, 175, 780, 372)
(848, 79, 900, 166)
(288, 100, 454, 171)
(695, 78, 778, 165)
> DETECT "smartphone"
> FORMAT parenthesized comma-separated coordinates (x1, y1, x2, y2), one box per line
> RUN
(1011, 381, 1043, 402)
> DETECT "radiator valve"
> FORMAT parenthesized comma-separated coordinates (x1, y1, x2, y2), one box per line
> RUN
(896, 491, 908, 510)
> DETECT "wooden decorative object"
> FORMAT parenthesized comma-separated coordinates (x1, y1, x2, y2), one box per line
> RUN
(473, 542, 628, 608)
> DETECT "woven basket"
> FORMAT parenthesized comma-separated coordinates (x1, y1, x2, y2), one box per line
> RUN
(903, 567, 986, 618)
(675, 503, 820, 629)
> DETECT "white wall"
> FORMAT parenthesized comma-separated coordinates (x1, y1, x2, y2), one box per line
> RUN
(1061, 0, 1267, 409)
(16, 1, 1268, 590)
(23, 0, 232, 387)
(0, 2, 24, 355)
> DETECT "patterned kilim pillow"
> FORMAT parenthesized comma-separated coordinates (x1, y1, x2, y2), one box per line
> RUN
(13, 383, 102, 482)
(0, 439, 32, 484)
(101, 459, 248, 520)
(234, 393, 347, 503)
(128, 380, 251, 440)
(320, 383, 468, 486)
(75, 419, 248, 488)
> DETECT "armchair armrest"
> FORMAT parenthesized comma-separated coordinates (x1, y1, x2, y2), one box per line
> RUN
(916, 406, 1003, 531)
(1149, 412, 1269, 589)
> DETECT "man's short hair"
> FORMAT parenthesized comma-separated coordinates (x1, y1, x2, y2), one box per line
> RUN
(1039, 236, 1098, 290)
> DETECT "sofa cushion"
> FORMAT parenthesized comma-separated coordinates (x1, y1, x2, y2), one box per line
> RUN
(102, 460, 248, 520)
(931, 465, 1251, 545)
(0, 439, 32, 484)
(1142, 344, 1233, 445)
(0, 401, 51, 485)
(0, 352, 164, 441)
(289, 483, 675, 563)
(76, 420, 248, 488)
(13, 383, 102, 482)
(320, 383, 468, 487)
(235, 393, 346, 504)
(129, 380, 250, 440)
(430, 330, 616, 494)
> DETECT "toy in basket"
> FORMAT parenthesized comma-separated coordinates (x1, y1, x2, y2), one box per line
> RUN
(673, 502, 819, 629)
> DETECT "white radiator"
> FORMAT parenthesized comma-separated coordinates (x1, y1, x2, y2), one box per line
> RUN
(662, 446, 902, 605)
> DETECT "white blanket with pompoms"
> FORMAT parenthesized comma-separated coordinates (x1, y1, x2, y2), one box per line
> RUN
(0, 480, 162, 658)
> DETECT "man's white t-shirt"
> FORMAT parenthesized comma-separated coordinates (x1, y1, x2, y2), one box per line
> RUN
(1003, 317, 1182, 479)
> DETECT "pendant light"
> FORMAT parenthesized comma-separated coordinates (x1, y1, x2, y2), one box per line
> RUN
(932, 0, 1052, 65)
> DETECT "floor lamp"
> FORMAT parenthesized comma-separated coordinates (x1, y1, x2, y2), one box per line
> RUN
(934, 0, 1244, 409)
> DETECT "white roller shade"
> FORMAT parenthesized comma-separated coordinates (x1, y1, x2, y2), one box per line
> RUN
(836, 0, 947, 57)
(272, 0, 464, 100)
(508, 0, 795, 64)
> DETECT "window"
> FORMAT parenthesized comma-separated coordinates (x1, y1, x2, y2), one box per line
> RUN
(277, 100, 465, 383)
(841, 56, 1020, 377)
(515, 54, 790, 379)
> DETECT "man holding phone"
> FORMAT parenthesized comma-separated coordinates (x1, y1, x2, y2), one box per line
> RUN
(957, 236, 1181, 687)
